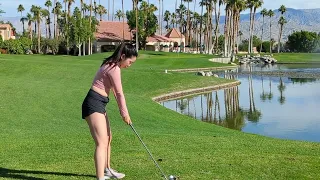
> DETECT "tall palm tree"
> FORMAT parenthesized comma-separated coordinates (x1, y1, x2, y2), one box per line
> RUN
(213, 0, 224, 53)
(184, 0, 192, 45)
(164, 10, 171, 31)
(41, 9, 50, 38)
(277, 5, 287, 53)
(53, 0, 57, 38)
(108, 0, 110, 20)
(53, 1, 62, 38)
(20, 17, 28, 35)
(115, 10, 124, 21)
(97, 5, 107, 21)
(45, 0, 52, 39)
(277, 16, 287, 53)
(158, 0, 161, 34)
(199, 0, 204, 53)
(17, 4, 25, 33)
(26, 13, 33, 39)
(31, 6, 42, 53)
(259, 8, 268, 53)
(268, 9, 274, 53)
(246, 0, 254, 54)
(171, 13, 176, 28)
(250, 0, 263, 53)
(89, 0, 93, 55)
(132, 0, 141, 51)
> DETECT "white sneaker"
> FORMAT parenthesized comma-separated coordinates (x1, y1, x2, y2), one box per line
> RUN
(97, 177, 110, 180)
(104, 168, 125, 179)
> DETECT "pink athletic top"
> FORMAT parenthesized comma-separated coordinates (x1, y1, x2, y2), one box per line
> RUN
(92, 63, 129, 118)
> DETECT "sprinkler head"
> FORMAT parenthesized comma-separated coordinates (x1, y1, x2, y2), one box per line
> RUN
(168, 175, 176, 180)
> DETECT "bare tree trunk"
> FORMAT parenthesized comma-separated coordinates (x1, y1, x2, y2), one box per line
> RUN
(38, 19, 41, 54)
(260, 15, 265, 53)
(248, 7, 253, 54)
(224, 9, 228, 57)
(199, 2, 203, 53)
(251, 8, 257, 54)
(89, 0, 93, 55)
(278, 25, 283, 53)
(54, 0, 57, 38)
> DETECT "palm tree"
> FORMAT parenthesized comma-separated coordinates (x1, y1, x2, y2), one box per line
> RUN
(251, 0, 263, 53)
(213, 0, 224, 53)
(199, 0, 204, 53)
(115, 10, 124, 21)
(277, 16, 287, 53)
(259, 8, 268, 53)
(184, 0, 192, 45)
(89, 0, 93, 55)
(45, 0, 52, 39)
(277, 5, 287, 53)
(97, 5, 107, 21)
(268, 9, 274, 53)
(53, 0, 57, 38)
(108, 0, 110, 20)
(41, 9, 50, 38)
(17, 4, 25, 33)
(53, 1, 62, 38)
(247, 0, 254, 54)
(278, 77, 286, 105)
(17, 4, 25, 17)
(132, 0, 141, 51)
(20, 17, 28, 35)
(171, 13, 177, 28)
(164, 10, 171, 31)
(31, 6, 42, 53)
(26, 13, 33, 39)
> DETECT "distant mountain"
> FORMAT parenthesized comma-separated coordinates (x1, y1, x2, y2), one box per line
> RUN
(219, 8, 320, 41)
(1, 8, 320, 42)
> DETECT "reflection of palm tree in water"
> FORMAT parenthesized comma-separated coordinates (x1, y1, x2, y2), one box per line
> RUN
(213, 91, 221, 124)
(267, 77, 273, 100)
(260, 75, 267, 102)
(278, 77, 286, 105)
(247, 66, 262, 123)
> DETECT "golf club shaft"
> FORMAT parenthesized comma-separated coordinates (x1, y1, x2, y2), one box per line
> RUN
(130, 124, 168, 180)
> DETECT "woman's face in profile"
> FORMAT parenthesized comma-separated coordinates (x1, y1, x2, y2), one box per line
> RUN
(120, 55, 137, 68)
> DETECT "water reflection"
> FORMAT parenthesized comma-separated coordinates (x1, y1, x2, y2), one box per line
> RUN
(161, 64, 320, 142)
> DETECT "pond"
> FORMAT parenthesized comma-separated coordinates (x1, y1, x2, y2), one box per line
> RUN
(161, 64, 320, 142)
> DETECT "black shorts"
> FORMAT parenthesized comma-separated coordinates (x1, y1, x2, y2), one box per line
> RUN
(82, 89, 109, 119)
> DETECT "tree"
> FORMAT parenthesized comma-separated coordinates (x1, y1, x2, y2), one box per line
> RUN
(70, 7, 85, 56)
(53, 1, 63, 38)
(18, 4, 25, 33)
(132, 0, 142, 51)
(115, 10, 124, 21)
(267, 9, 274, 53)
(164, 10, 171, 30)
(277, 5, 287, 53)
(184, 0, 192, 45)
(126, 1, 158, 49)
(286, 31, 319, 52)
(277, 16, 287, 53)
(45, 0, 53, 39)
(97, 5, 107, 21)
(26, 13, 33, 39)
(20, 17, 28, 34)
(31, 6, 42, 53)
(259, 8, 267, 53)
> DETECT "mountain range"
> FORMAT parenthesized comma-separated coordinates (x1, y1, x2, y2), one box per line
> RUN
(1, 8, 320, 42)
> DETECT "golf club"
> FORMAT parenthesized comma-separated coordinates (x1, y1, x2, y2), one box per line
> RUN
(129, 124, 176, 180)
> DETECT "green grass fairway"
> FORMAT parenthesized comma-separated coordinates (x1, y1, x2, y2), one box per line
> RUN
(0, 51, 319, 180)
(273, 53, 320, 63)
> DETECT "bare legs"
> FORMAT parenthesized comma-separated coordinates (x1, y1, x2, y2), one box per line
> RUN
(86, 112, 112, 179)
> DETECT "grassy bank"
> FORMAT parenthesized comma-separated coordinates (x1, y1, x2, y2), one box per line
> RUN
(0, 52, 319, 180)
(273, 53, 320, 63)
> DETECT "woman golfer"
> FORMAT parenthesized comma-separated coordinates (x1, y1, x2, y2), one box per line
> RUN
(82, 43, 138, 180)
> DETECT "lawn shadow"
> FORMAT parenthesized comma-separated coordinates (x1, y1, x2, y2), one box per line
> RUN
(0, 167, 95, 179)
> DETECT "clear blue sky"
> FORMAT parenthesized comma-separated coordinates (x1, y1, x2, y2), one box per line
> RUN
(1, 0, 320, 17)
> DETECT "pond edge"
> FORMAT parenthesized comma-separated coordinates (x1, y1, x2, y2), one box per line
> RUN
(152, 81, 241, 102)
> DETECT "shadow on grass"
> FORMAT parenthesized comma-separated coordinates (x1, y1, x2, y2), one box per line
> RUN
(0, 167, 95, 179)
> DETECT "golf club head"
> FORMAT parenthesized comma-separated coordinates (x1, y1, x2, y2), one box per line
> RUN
(168, 175, 177, 180)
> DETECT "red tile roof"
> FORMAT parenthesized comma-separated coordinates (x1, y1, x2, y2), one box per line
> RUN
(0, 24, 12, 29)
(147, 34, 173, 42)
(95, 21, 132, 41)
(165, 28, 185, 38)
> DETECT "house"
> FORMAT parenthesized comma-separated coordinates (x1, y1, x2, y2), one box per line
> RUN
(0, 24, 15, 41)
(94, 21, 186, 53)
(164, 28, 185, 52)
(94, 21, 133, 52)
